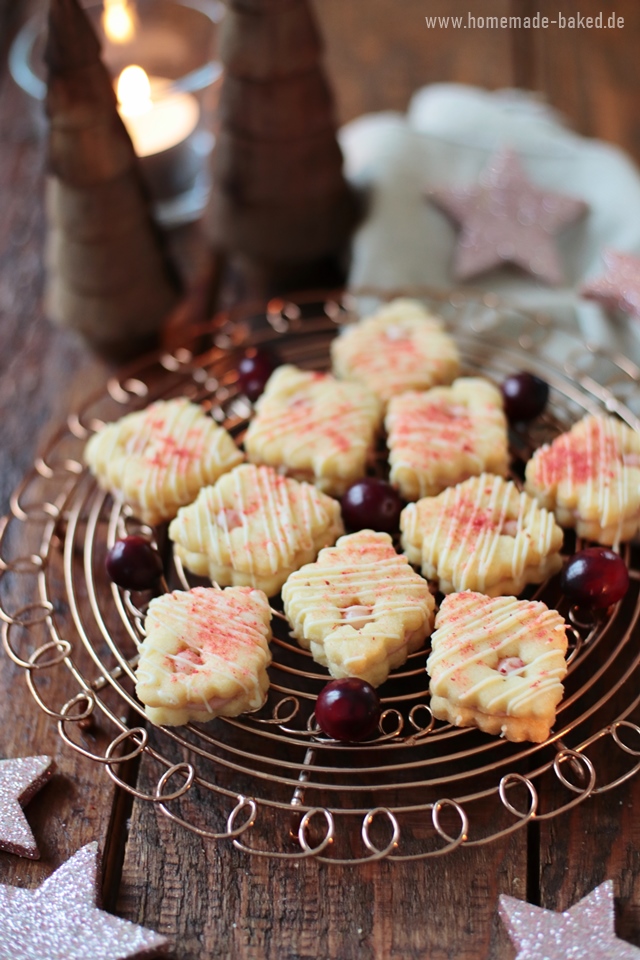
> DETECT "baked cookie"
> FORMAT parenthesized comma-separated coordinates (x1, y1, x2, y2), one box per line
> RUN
(331, 298, 460, 406)
(244, 365, 382, 496)
(84, 397, 243, 525)
(427, 591, 568, 743)
(136, 585, 272, 726)
(525, 414, 640, 546)
(386, 378, 509, 500)
(401, 473, 563, 596)
(168, 464, 344, 597)
(282, 530, 435, 687)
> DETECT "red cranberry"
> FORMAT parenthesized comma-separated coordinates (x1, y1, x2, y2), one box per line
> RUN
(341, 478, 403, 534)
(501, 372, 549, 421)
(561, 547, 629, 609)
(315, 678, 381, 742)
(238, 349, 277, 402)
(106, 536, 163, 591)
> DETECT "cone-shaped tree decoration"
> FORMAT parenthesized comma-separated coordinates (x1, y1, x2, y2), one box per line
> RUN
(207, 0, 359, 279)
(44, 0, 182, 356)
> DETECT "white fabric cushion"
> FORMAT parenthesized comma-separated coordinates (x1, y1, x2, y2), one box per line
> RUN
(340, 83, 640, 364)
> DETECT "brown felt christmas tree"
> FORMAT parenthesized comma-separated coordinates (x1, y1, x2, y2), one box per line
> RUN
(44, 0, 182, 357)
(207, 0, 359, 284)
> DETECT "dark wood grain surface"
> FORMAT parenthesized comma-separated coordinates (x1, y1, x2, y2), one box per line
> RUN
(2, 2, 640, 958)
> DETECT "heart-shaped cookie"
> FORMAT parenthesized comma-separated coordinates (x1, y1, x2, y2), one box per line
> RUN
(331, 298, 460, 407)
(386, 377, 509, 500)
(136, 585, 272, 726)
(244, 365, 382, 497)
(525, 414, 640, 546)
(401, 473, 563, 596)
(427, 591, 568, 743)
(84, 397, 243, 525)
(282, 530, 435, 687)
(169, 464, 344, 597)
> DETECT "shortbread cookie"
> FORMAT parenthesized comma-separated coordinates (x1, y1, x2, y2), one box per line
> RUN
(386, 378, 509, 500)
(331, 298, 460, 405)
(244, 365, 381, 496)
(136, 585, 272, 726)
(427, 592, 568, 742)
(525, 414, 640, 546)
(401, 474, 563, 596)
(282, 530, 435, 687)
(169, 464, 344, 597)
(84, 397, 243, 525)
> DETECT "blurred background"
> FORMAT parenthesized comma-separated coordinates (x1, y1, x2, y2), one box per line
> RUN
(312, 0, 640, 159)
(4, 0, 640, 154)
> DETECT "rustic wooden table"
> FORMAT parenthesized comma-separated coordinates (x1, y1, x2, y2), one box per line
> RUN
(2, 2, 640, 958)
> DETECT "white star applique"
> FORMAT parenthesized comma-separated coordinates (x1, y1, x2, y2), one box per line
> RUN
(430, 147, 587, 285)
(500, 881, 640, 960)
(0, 843, 168, 959)
(581, 248, 640, 321)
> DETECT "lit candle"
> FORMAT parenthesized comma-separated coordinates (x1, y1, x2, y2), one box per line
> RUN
(116, 65, 201, 200)
(117, 65, 200, 157)
(103, 0, 137, 44)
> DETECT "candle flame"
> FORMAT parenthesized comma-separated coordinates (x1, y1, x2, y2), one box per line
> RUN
(103, 0, 136, 44)
(117, 65, 152, 118)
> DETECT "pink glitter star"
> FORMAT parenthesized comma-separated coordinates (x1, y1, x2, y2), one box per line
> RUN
(0, 755, 54, 859)
(500, 881, 640, 960)
(0, 843, 168, 959)
(581, 249, 640, 320)
(430, 147, 588, 285)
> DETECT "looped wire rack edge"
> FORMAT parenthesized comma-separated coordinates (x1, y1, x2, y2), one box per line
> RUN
(2, 285, 640, 864)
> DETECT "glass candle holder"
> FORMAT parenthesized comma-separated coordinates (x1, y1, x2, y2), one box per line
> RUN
(10, 0, 224, 226)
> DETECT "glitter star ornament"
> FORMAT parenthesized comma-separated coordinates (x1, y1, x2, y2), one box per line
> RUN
(500, 881, 640, 960)
(430, 147, 588, 285)
(0, 755, 54, 859)
(581, 248, 640, 321)
(0, 842, 168, 959)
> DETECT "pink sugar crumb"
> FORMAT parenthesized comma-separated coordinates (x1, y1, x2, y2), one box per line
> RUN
(288, 394, 312, 409)
(146, 434, 203, 471)
(497, 657, 525, 676)
(322, 429, 353, 453)
(538, 430, 619, 485)
(178, 649, 204, 666)
(458, 642, 476, 657)
(216, 508, 243, 531)
(401, 405, 470, 429)
(193, 627, 238, 659)
(144, 415, 168, 431)
(447, 504, 498, 537)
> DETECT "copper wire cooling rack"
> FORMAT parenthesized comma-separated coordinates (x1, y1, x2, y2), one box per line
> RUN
(2, 288, 640, 863)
